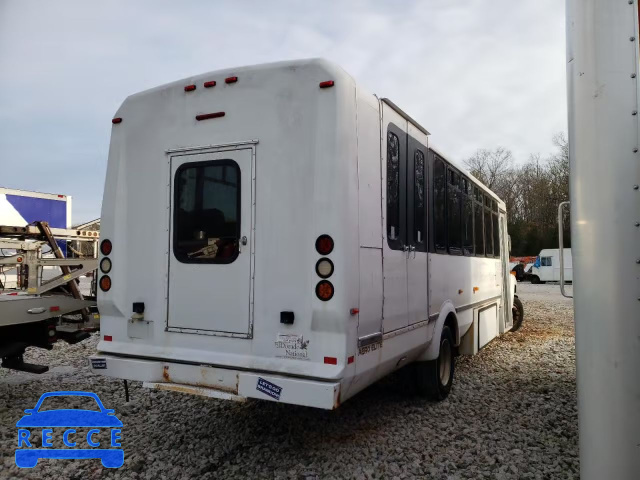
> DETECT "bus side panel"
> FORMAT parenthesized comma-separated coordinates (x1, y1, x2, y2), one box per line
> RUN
(355, 90, 383, 343)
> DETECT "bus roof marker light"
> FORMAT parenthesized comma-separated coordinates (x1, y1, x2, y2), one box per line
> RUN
(319, 80, 334, 88)
(112, 118, 122, 124)
(203, 81, 216, 88)
(184, 84, 196, 92)
(195, 112, 226, 121)
(225, 76, 238, 84)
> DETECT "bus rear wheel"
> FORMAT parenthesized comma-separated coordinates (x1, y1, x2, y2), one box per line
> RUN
(415, 325, 455, 400)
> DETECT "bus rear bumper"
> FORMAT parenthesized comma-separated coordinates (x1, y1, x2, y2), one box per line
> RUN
(89, 354, 341, 410)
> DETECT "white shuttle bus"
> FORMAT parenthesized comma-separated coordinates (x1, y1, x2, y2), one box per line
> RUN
(91, 59, 523, 409)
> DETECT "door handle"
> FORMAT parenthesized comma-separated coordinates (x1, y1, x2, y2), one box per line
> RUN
(241, 236, 248, 246)
(403, 245, 410, 259)
(410, 245, 416, 259)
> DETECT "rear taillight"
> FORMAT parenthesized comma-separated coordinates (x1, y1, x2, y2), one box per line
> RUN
(100, 239, 112, 256)
(315, 235, 334, 255)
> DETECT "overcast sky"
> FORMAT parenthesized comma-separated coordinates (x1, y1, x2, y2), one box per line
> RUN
(0, 0, 566, 223)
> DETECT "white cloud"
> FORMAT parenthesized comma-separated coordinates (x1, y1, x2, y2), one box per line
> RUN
(0, 0, 566, 221)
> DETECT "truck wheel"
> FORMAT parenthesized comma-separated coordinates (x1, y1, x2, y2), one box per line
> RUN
(511, 297, 524, 332)
(531, 275, 540, 284)
(415, 325, 455, 400)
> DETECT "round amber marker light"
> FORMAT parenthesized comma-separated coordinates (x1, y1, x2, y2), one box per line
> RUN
(99, 275, 112, 292)
(316, 280, 334, 301)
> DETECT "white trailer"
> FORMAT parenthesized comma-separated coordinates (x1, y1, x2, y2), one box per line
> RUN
(566, 0, 640, 477)
(91, 59, 522, 409)
(529, 248, 572, 284)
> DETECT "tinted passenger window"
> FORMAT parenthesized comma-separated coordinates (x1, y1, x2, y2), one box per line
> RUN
(447, 169, 462, 254)
(493, 214, 500, 257)
(474, 189, 484, 255)
(174, 160, 240, 263)
(414, 149, 426, 245)
(387, 132, 401, 243)
(462, 178, 473, 255)
(433, 157, 446, 252)
(484, 208, 493, 257)
(541, 256, 552, 266)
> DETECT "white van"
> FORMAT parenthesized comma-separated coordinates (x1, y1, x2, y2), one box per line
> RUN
(530, 248, 572, 283)
(90, 59, 522, 409)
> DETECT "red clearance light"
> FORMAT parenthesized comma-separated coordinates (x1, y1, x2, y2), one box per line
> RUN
(319, 80, 334, 88)
(196, 112, 225, 121)
(112, 117, 122, 124)
(350, 308, 359, 315)
(348, 356, 354, 364)
(204, 80, 216, 88)
(57, 195, 65, 198)
(184, 84, 196, 92)
(50, 306, 60, 312)
(324, 356, 338, 365)
(104, 335, 113, 342)
(225, 76, 238, 84)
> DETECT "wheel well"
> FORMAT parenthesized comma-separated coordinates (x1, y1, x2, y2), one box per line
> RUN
(444, 312, 459, 346)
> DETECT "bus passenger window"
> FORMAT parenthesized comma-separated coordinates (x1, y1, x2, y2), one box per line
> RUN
(484, 204, 493, 257)
(433, 157, 446, 252)
(414, 149, 426, 246)
(447, 169, 462, 254)
(474, 189, 484, 255)
(386, 131, 401, 247)
(493, 213, 500, 257)
(492, 201, 500, 257)
(462, 178, 473, 255)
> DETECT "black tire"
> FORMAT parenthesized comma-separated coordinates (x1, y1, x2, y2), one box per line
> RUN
(415, 325, 455, 400)
(511, 296, 524, 332)
(531, 275, 540, 284)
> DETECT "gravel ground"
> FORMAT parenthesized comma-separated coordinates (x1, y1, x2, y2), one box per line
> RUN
(0, 283, 578, 479)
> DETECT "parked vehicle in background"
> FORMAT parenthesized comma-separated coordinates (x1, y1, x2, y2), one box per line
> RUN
(510, 263, 525, 281)
(530, 248, 572, 284)
(91, 59, 523, 409)
(522, 262, 535, 281)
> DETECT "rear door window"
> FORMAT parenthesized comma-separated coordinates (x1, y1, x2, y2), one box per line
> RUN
(173, 160, 241, 264)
